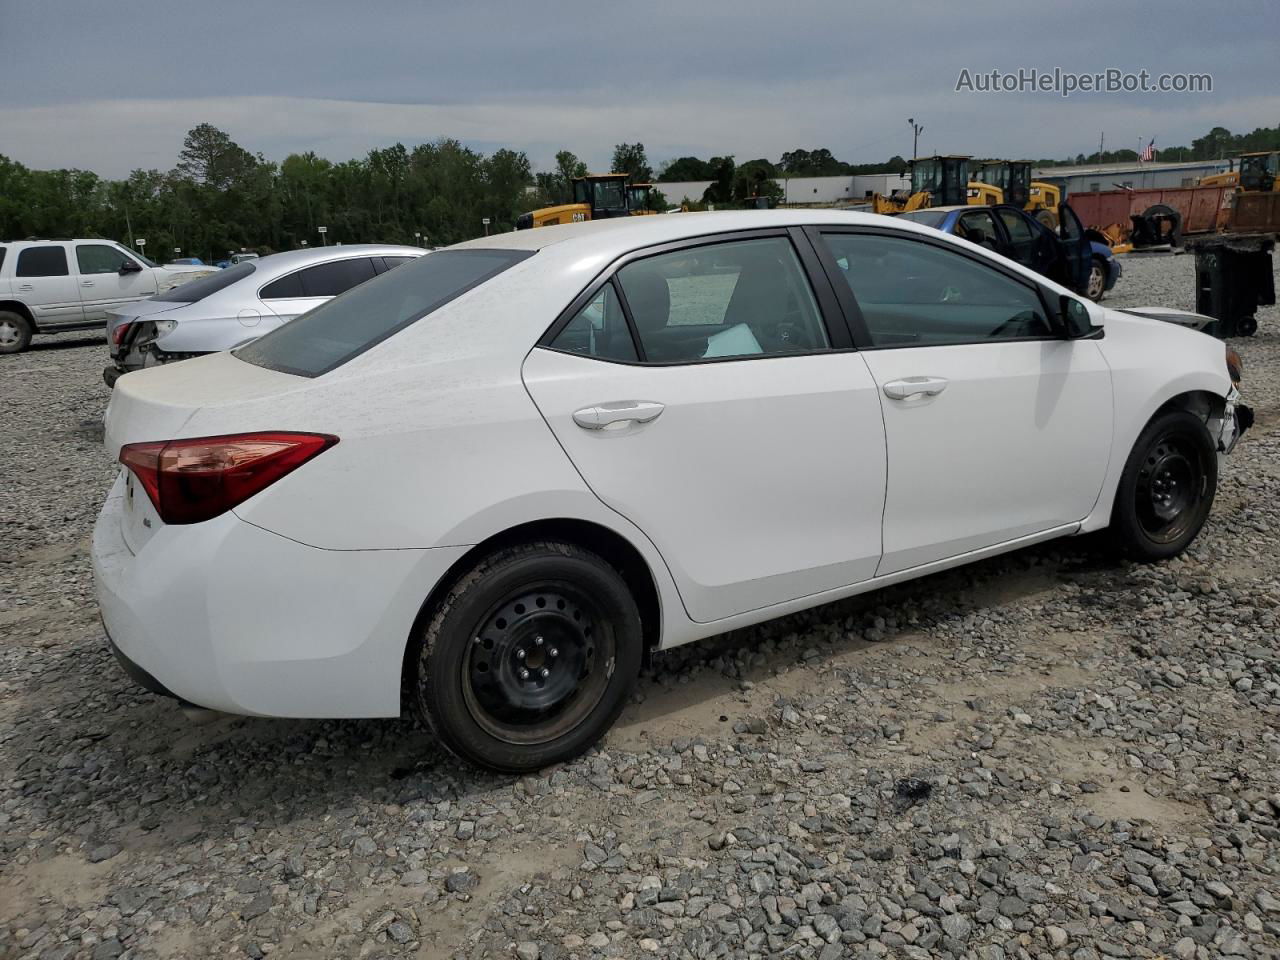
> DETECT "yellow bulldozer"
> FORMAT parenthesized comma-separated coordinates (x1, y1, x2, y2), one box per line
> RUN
(516, 173, 633, 229)
(516, 173, 660, 229)
(1199, 151, 1280, 193)
(973, 160, 1063, 226)
(872, 155, 1001, 215)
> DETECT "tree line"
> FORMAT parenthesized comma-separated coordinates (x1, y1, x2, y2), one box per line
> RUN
(2, 122, 1276, 261)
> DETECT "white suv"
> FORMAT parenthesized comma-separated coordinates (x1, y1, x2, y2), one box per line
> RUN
(0, 239, 214, 354)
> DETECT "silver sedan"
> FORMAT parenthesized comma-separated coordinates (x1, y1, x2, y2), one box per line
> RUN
(104, 244, 425, 386)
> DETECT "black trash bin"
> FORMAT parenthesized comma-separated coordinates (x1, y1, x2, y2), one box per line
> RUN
(1187, 233, 1276, 338)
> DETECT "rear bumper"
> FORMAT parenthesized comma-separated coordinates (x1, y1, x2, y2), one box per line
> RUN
(92, 476, 469, 717)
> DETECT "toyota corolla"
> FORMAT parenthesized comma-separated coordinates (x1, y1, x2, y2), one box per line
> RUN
(93, 211, 1249, 772)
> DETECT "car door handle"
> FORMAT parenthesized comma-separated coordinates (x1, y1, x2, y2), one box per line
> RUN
(572, 401, 665, 429)
(883, 377, 949, 400)
(18, 283, 33, 292)
(81, 280, 94, 287)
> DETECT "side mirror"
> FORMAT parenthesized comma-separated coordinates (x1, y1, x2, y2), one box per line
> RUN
(119, 260, 143, 274)
(1059, 295, 1094, 338)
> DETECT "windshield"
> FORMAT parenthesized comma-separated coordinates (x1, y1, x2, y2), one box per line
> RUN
(154, 261, 255, 302)
(911, 159, 941, 195)
(896, 209, 949, 227)
(235, 249, 532, 377)
(593, 180, 626, 211)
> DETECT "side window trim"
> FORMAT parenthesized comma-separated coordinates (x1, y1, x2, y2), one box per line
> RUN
(540, 227, 849, 364)
(804, 225, 1056, 350)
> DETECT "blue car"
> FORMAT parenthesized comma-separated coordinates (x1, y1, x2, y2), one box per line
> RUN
(898, 203, 1120, 301)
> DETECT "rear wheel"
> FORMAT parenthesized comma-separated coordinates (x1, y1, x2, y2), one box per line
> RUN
(0, 311, 33, 354)
(1086, 256, 1108, 301)
(1034, 208, 1058, 229)
(410, 541, 642, 772)
(1111, 410, 1217, 561)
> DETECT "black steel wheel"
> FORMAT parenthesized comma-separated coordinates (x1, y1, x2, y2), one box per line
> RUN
(410, 541, 642, 772)
(1111, 410, 1217, 561)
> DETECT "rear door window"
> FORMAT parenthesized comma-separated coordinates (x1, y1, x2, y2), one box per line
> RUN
(298, 258, 377, 297)
(259, 271, 304, 299)
(17, 246, 69, 277)
(236, 249, 532, 377)
(613, 236, 829, 363)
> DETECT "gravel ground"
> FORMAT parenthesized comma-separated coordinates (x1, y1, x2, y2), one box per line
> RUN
(2, 254, 1279, 960)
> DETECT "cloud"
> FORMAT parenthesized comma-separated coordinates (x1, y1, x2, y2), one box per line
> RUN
(3, 87, 1276, 180)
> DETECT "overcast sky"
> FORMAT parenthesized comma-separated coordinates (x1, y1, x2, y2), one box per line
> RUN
(1, 0, 1276, 178)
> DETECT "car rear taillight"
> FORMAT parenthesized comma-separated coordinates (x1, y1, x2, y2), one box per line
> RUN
(111, 321, 134, 347)
(119, 432, 338, 525)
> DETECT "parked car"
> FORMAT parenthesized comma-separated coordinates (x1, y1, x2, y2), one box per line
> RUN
(103, 244, 424, 385)
(168, 257, 205, 266)
(898, 203, 1121, 301)
(0, 239, 214, 354)
(230, 252, 260, 265)
(94, 211, 1248, 772)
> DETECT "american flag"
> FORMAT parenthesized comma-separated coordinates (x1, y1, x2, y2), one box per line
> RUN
(1140, 139, 1156, 163)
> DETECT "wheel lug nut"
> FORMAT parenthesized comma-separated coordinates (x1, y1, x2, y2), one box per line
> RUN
(516, 648, 525, 659)
(540, 667, 550, 678)
(548, 647, 558, 658)
(535, 635, 544, 646)
(518, 668, 529, 680)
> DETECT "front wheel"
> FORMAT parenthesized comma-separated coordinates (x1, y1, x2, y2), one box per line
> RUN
(0, 310, 33, 354)
(1110, 410, 1217, 561)
(1086, 257, 1108, 302)
(410, 541, 642, 772)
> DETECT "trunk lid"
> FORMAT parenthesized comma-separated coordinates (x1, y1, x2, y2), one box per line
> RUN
(103, 351, 306, 457)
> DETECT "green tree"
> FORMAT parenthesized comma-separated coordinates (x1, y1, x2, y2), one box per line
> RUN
(611, 142, 653, 183)
(658, 156, 714, 181)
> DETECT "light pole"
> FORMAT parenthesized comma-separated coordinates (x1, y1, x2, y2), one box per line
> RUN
(414, 231, 422, 247)
(136, 238, 147, 260)
(318, 225, 328, 246)
(482, 217, 491, 237)
(907, 118, 924, 160)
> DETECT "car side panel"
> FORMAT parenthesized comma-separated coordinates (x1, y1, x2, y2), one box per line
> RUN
(1080, 312, 1232, 532)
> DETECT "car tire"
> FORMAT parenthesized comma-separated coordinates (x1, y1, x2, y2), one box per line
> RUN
(1110, 410, 1217, 562)
(0, 310, 33, 354)
(409, 540, 643, 773)
(1034, 208, 1058, 229)
(1086, 256, 1108, 302)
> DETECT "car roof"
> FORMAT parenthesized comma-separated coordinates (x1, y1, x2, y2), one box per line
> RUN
(452, 210, 944, 258)
(236, 244, 425, 280)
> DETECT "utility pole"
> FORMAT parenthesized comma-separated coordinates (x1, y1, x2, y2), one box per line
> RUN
(907, 118, 924, 159)
(1097, 132, 1104, 164)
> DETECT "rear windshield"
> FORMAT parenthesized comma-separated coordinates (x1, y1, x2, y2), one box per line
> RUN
(235, 249, 532, 377)
(155, 261, 255, 301)
(896, 210, 950, 228)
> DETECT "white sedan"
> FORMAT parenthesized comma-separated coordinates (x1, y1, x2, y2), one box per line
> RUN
(93, 211, 1249, 772)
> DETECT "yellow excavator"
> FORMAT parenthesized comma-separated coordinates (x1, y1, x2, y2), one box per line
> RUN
(973, 160, 1062, 225)
(872, 156, 1000, 214)
(516, 173, 633, 229)
(1199, 151, 1280, 192)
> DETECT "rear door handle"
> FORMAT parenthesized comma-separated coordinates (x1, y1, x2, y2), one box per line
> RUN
(81, 280, 94, 287)
(883, 376, 949, 400)
(572, 400, 665, 429)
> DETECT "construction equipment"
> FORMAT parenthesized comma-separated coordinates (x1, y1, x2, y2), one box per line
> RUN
(627, 183, 659, 215)
(515, 173, 632, 229)
(1198, 152, 1280, 192)
(974, 160, 1062, 226)
(872, 155, 1000, 215)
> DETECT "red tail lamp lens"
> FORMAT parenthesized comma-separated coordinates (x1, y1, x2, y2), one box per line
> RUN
(119, 432, 338, 524)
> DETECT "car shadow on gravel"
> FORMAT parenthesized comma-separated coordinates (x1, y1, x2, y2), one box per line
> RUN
(24, 334, 105, 352)
(7, 532, 1132, 857)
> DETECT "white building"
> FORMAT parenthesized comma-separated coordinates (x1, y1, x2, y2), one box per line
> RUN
(1033, 159, 1232, 196)
(654, 172, 910, 207)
